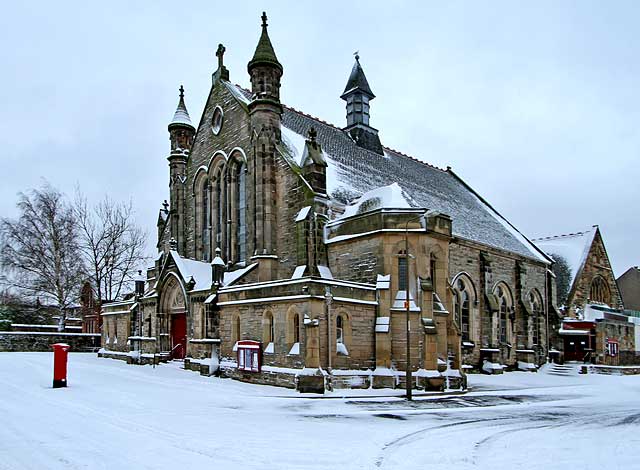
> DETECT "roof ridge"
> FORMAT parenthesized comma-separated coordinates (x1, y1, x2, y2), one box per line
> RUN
(382, 146, 447, 173)
(234, 85, 446, 174)
(531, 229, 593, 242)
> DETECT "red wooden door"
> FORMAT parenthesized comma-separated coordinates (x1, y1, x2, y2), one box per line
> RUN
(171, 313, 187, 359)
(564, 336, 586, 362)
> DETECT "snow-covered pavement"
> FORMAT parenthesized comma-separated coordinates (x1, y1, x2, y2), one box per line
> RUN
(1, 353, 638, 469)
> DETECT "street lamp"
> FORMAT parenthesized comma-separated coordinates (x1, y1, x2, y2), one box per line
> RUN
(404, 212, 426, 401)
(325, 286, 333, 391)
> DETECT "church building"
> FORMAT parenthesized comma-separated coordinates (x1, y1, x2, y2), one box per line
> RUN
(534, 227, 638, 366)
(100, 13, 555, 391)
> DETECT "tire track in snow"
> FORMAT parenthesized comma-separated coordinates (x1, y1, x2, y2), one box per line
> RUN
(375, 416, 516, 468)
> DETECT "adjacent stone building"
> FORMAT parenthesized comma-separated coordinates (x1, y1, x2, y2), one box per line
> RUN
(534, 227, 638, 365)
(618, 266, 640, 311)
(100, 13, 555, 390)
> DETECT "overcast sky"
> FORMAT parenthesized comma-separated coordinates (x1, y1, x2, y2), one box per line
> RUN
(1, 1, 638, 276)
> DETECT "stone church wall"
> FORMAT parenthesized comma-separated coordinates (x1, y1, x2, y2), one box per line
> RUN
(449, 240, 549, 368)
(184, 82, 252, 261)
(327, 236, 382, 284)
(569, 232, 623, 315)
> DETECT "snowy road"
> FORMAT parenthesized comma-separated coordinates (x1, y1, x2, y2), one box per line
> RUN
(0, 353, 638, 469)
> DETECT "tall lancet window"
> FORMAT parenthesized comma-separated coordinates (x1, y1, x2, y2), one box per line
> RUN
(236, 162, 247, 263)
(201, 183, 209, 261)
(215, 176, 223, 249)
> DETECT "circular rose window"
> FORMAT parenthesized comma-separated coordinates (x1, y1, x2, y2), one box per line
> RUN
(211, 106, 223, 135)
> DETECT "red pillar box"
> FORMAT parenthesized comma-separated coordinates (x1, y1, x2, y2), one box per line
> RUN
(51, 343, 70, 388)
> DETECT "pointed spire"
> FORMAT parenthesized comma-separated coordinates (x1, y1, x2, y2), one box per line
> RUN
(341, 54, 375, 99)
(248, 11, 282, 73)
(169, 85, 194, 129)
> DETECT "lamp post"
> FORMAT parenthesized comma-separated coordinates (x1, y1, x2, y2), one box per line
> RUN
(325, 286, 333, 391)
(404, 212, 425, 401)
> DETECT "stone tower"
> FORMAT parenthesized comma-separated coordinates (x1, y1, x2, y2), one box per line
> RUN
(341, 55, 383, 154)
(247, 12, 282, 277)
(167, 85, 195, 255)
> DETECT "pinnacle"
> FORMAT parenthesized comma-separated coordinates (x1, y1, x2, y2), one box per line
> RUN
(341, 55, 375, 99)
(248, 11, 282, 73)
(169, 85, 194, 128)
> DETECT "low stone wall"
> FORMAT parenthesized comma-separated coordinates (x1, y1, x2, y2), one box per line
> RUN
(221, 364, 298, 389)
(0, 332, 101, 352)
(584, 364, 640, 375)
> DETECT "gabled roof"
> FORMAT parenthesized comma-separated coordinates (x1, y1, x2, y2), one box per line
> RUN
(169, 250, 211, 290)
(161, 250, 258, 292)
(225, 82, 548, 263)
(532, 227, 598, 286)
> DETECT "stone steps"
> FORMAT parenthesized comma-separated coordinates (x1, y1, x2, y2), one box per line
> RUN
(544, 363, 580, 376)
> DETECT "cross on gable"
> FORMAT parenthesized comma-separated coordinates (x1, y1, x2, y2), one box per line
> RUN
(216, 43, 226, 68)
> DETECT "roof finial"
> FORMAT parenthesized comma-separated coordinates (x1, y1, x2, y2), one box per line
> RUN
(261, 11, 268, 28)
(216, 43, 226, 69)
(308, 126, 317, 143)
(179, 85, 184, 99)
(354, 50, 360, 61)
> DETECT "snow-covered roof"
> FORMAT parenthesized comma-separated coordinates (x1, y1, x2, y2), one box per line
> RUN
(170, 251, 211, 290)
(532, 227, 597, 287)
(225, 82, 548, 263)
(169, 250, 257, 290)
(339, 183, 415, 219)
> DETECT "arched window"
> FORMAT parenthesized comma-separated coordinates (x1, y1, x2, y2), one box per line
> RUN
(215, 176, 223, 249)
(236, 162, 247, 263)
(496, 284, 512, 344)
(590, 276, 611, 305)
(231, 314, 240, 346)
(398, 250, 408, 291)
(335, 314, 349, 356)
(194, 171, 209, 260)
(453, 275, 475, 342)
(286, 308, 301, 355)
(293, 313, 300, 343)
(263, 311, 274, 354)
(201, 183, 209, 261)
(529, 290, 542, 347)
(336, 315, 344, 344)
(430, 255, 438, 293)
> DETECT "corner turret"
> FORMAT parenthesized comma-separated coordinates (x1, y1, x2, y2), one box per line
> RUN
(168, 85, 195, 151)
(167, 86, 194, 255)
(248, 12, 283, 115)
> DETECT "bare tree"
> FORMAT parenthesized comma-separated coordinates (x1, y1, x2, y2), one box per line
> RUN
(75, 193, 148, 306)
(0, 184, 85, 331)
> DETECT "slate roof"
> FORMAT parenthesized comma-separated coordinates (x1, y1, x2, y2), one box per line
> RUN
(230, 83, 548, 263)
(532, 228, 597, 286)
(341, 57, 375, 98)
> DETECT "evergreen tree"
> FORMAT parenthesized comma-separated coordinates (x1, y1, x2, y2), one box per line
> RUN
(550, 253, 572, 307)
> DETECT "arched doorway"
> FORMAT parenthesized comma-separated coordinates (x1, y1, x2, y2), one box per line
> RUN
(160, 275, 188, 359)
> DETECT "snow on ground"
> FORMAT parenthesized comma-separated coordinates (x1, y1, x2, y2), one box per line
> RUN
(1, 353, 639, 470)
